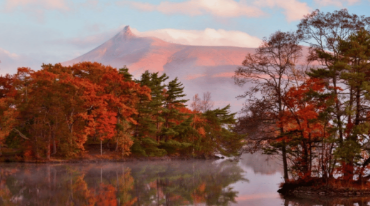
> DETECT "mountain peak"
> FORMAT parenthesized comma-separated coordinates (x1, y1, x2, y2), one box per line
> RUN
(123, 26, 134, 36)
(114, 25, 136, 41)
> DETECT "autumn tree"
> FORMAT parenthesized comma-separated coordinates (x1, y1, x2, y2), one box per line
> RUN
(0, 74, 18, 156)
(281, 78, 334, 178)
(0, 62, 150, 159)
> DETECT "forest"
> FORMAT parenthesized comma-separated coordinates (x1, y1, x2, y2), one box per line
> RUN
(234, 9, 370, 189)
(0, 62, 244, 161)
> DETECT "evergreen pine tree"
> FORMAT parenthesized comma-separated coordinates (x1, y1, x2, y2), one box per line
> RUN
(131, 71, 168, 156)
(201, 105, 244, 157)
(160, 77, 188, 142)
(118, 65, 133, 81)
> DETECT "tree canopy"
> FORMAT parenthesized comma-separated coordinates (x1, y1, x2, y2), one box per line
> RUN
(235, 9, 370, 183)
(0, 62, 244, 160)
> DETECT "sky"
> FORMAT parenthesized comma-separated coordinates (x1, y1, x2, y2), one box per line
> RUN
(0, 0, 370, 74)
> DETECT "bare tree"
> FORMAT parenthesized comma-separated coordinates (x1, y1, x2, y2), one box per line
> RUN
(201, 91, 214, 112)
(191, 94, 202, 112)
(191, 92, 214, 113)
(234, 31, 303, 182)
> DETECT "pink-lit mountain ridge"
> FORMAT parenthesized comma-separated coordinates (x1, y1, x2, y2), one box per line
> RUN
(63, 26, 259, 112)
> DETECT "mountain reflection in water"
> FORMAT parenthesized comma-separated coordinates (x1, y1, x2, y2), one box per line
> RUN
(0, 153, 369, 206)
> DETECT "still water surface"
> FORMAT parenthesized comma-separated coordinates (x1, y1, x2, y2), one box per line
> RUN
(1, 152, 370, 206)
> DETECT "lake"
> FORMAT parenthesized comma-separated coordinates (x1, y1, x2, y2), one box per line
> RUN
(1, 152, 370, 206)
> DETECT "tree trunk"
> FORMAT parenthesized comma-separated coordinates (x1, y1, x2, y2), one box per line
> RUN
(100, 140, 103, 156)
(52, 136, 57, 155)
(279, 91, 289, 182)
(52, 119, 58, 155)
(47, 137, 51, 160)
(35, 134, 39, 160)
(116, 113, 120, 152)
(115, 137, 119, 152)
(321, 140, 327, 179)
(47, 127, 51, 160)
(282, 140, 289, 182)
(301, 139, 309, 176)
(358, 157, 370, 182)
(156, 118, 160, 143)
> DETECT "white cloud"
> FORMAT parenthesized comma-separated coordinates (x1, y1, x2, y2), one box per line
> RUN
(2, 0, 105, 21)
(3, 0, 70, 11)
(0, 48, 27, 75)
(2, 0, 72, 22)
(0, 48, 19, 59)
(253, 0, 311, 21)
(314, 0, 360, 7)
(131, 27, 262, 48)
(121, 0, 312, 21)
(122, 0, 264, 18)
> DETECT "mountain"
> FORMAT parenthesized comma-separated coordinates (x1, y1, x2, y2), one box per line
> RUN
(63, 26, 264, 112)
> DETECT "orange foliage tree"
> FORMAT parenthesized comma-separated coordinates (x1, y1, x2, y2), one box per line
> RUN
(280, 78, 334, 178)
(0, 74, 18, 155)
(1, 62, 150, 159)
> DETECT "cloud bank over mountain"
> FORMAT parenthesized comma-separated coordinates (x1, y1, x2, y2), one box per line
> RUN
(131, 27, 262, 48)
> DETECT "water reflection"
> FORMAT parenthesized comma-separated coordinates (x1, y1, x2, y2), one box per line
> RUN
(0, 160, 246, 206)
(1, 154, 370, 206)
(240, 151, 283, 175)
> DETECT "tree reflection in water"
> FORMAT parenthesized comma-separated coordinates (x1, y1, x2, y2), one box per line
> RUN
(0, 160, 246, 206)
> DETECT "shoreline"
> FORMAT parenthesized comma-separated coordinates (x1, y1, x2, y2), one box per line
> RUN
(278, 178, 370, 197)
(0, 155, 225, 164)
(280, 186, 370, 197)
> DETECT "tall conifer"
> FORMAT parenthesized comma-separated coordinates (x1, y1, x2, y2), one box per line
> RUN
(131, 71, 169, 156)
(160, 77, 188, 142)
